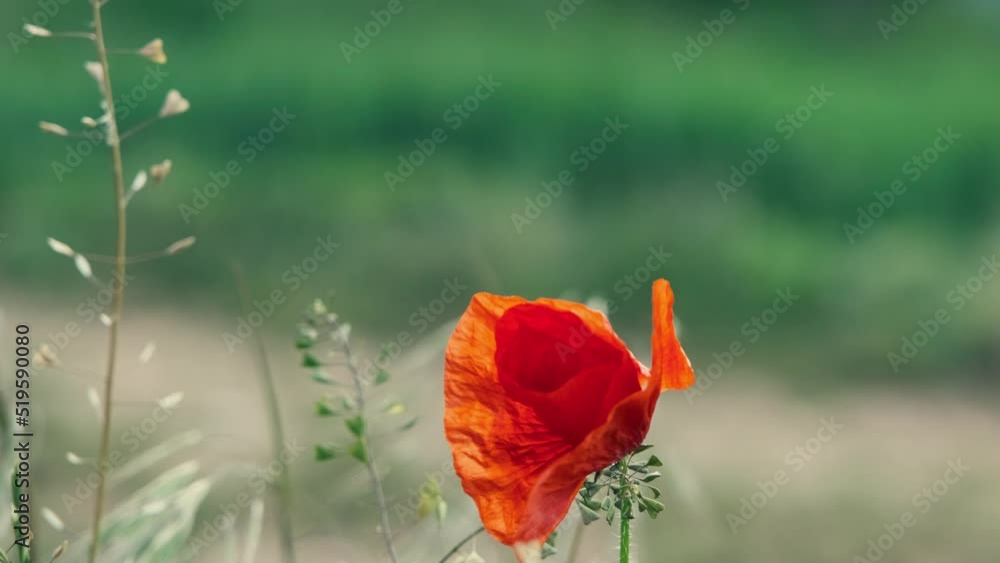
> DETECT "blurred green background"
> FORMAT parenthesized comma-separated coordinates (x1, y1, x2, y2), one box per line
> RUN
(1, 0, 998, 562)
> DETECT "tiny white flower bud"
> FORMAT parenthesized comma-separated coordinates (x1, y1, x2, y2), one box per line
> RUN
(81, 116, 98, 127)
(99, 313, 113, 327)
(66, 452, 86, 465)
(159, 89, 190, 118)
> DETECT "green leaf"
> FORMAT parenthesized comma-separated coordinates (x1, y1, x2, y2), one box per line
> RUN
(577, 501, 601, 525)
(315, 400, 337, 417)
(345, 415, 366, 437)
(633, 444, 654, 454)
(541, 543, 558, 559)
(646, 455, 663, 467)
(600, 496, 613, 512)
(302, 353, 322, 368)
(644, 485, 662, 499)
(641, 471, 662, 483)
(294, 336, 313, 350)
(398, 418, 418, 431)
(374, 369, 391, 385)
(315, 444, 337, 461)
(349, 440, 368, 463)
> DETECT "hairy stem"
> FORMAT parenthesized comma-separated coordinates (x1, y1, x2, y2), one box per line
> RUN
(344, 345, 400, 563)
(233, 264, 298, 563)
(618, 459, 632, 563)
(436, 526, 485, 563)
(86, 1, 129, 561)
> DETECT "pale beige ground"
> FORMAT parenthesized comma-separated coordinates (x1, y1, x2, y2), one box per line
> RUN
(2, 291, 997, 562)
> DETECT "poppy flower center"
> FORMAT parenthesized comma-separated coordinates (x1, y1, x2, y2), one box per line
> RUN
(494, 303, 641, 443)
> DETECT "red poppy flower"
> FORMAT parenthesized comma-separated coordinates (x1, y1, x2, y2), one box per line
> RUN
(444, 278, 694, 557)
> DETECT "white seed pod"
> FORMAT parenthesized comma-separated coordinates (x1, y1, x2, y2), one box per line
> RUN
(39, 121, 69, 137)
(41, 508, 65, 531)
(66, 451, 86, 465)
(85, 61, 105, 90)
(81, 116, 99, 127)
(74, 253, 93, 279)
(130, 170, 148, 193)
(47, 237, 75, 257)
(139, 341, 156, 364)
(139, 38, 167, 64)
(159, 89, 190, 118)
(157, 392, 184, 410)
(99, 313, 112, 327)
(150, 159, 173, 184)
(23, 24, 52, 37)
(165, 236, 196, 255)
(87, 387, 103, 421)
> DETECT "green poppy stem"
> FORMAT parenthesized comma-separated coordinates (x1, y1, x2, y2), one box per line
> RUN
(618, 459, 631, 563)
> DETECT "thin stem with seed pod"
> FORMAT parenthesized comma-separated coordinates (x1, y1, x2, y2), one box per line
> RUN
(86, 0, 129, 561)
(343, 342, 400, 563)
(436, 526, 485, 563)
(233, 263, 298, 563)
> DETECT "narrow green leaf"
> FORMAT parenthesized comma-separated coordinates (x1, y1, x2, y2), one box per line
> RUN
(345, 415, 366, 438)
(315, 400, 337, 417)
(302, 353, 321, 368)
(315, 444, 337, 461)
(349, 440, 368, 463)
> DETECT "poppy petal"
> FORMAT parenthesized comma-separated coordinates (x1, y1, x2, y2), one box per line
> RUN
(651, 279, 695, 391)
